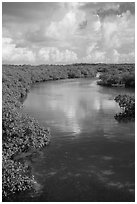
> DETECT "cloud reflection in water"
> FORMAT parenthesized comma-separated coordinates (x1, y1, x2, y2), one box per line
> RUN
(24, 80, 121, 136)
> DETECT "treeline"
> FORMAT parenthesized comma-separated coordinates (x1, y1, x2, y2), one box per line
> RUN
(3, 64, 98, 104)
(97, 64, 135, 87)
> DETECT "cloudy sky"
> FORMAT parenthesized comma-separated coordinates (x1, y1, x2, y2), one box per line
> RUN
(2, 2, 135, 64)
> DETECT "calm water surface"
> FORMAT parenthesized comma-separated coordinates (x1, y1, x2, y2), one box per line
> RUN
(19, 79, 134, 202)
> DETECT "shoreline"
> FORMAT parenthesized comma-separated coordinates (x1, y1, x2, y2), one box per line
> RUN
(2, 64, 96, 200)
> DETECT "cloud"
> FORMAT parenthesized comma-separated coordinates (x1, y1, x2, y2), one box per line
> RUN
(38, 47, 78, 63)
(96, 2, 135, 20)
(97, 3, 120, 19)
(2, 2, 135, 64)
(112, 49, 135, 63)
(2, 37, 78, 64)
(83, 46, 135, 64)
(86, 43, 98, 55)
(101, 20, 119, 49)
(93, 18, 101, 32)
(83, 34, 135, 63)
(80, 2, 135, 17)
(119, 2, 135, 15)
(97, 9, 135, 52)
(46, 3, 87, 40)
(83, 44, 106, 63)
(2, 37, 35, 64)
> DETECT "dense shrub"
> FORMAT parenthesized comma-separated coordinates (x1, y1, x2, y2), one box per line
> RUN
(2, 105, 50, 200)
(2, 157, 34, 199)
(97, 64, 135, 88)
(114, 95, 135, 121)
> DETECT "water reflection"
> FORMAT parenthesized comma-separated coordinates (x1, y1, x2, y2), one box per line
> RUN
(24, 79, 120, 136)
(22, 79, 135, 202)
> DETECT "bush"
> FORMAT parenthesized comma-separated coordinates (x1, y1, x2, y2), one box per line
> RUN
(114, 95, 135, 121)
(97, 64, 135, 88)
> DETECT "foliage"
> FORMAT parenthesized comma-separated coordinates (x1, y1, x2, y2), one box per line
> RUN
(2, 157, 34, 199)
(97, 64, 135, 88)
(114, 95, 135, 121)
(2, 105, 50, 200)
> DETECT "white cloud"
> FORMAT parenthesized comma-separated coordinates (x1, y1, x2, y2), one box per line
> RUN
(102, 20, 119, 48)
(83, 49, 106, 63)
(2, 37, 35, 64)
(83, 43, 106, 63)
(100, 10, 134, 50)
(93, 15, 101, 32)
(86, 43, 98, 55)
(46, 11, 76, 39)
(38, 47, 78, 63)
(94, 20, 101, 32)
(112, 49, 135, 63)
(2, 3, 135, 64)
(113, 49, 119, 63)
(38, 47, 50, 61)
(46, 3, 86, 40)
(2, 38, 78, 64)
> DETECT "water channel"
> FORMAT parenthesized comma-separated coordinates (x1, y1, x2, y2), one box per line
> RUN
(17, 78, 134, 201)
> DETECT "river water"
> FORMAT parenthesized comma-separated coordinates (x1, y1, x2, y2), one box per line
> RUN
(18, 78, 134, 202)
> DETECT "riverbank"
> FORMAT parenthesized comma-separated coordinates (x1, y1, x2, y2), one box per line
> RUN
(2, 63, 135, 200)
(2, 64, 97, 200)
(96, 64, 135, 121)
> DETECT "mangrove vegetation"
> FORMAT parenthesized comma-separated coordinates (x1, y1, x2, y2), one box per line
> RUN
(2, 63, 135, 200)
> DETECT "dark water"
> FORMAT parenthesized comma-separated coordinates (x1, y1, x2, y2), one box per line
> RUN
(20, 79, 134, 202)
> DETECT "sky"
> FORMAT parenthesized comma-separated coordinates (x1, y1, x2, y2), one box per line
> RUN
(2, 2, 135, 65)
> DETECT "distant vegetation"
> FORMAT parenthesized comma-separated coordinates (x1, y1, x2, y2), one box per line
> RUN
(2, 63, 135, 200)
(97, 64, 135, 88)
(95, 63, 135, 120)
